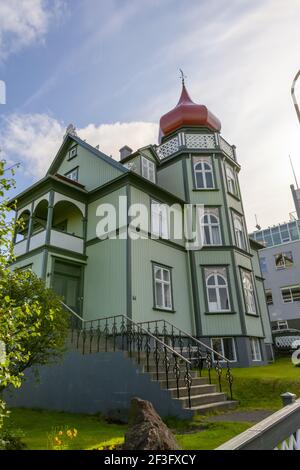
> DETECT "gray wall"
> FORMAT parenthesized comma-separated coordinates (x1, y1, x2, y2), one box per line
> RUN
(5, 351, 193, 420)
(259, 239, 300, 329)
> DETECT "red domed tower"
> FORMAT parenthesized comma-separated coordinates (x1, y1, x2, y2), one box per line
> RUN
(159, 79, 221, 144)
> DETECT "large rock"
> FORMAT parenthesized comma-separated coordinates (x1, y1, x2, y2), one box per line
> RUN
(122, 397, 181, 450)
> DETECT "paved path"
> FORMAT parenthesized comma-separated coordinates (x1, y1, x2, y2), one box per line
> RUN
(206, 410, 274, 423)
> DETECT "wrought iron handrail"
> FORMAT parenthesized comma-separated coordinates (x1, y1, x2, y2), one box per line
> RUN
(61, 303, 193, 408)
(138, 319, 233, 399)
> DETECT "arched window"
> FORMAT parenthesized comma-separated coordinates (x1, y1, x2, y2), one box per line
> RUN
(226, 166, 237, 196)
(206, 271, 230, 312)
(194, 161, 214, 189)
(234, 214, 246, 250)
(242, 270, 256, 314)
(201, 212, 222, 245)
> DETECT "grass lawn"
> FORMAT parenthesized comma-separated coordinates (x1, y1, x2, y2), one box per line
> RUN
(4, 358, 300, 450)
(230, 357, 300, 409)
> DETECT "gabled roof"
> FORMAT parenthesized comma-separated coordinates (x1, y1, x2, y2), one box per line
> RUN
(47, 133, 128, 176)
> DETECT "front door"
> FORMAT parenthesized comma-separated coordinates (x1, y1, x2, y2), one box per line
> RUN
(52, 260, 83, 315)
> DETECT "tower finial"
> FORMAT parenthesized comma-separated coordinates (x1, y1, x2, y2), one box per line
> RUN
(179, 68, 187, 86)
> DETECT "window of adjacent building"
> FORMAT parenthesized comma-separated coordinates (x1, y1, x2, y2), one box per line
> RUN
(151, 200, 169, 238)
(233, 214, 247, 250)
(277, 320, 288, 330)
(250, 337, 261, 361)
(153, 265, 173, 310)
(250, 221, 300, 247)
(205, 267, 230, 312)
(281, 285, 300, 303)
(265, 289, 273, 305)
(241, 270, 256, 314)
(194, 158, 214, 189)
(141, 156, 156, 183)
(275, 251, 294, 270)
(65, 167, 79, 182)
(201, 209, 222, 245)
(226, 166, 238, 196)
(211, 337, 237, 362)
(259, 257, 268, 274)
(68, 146, 77, 160)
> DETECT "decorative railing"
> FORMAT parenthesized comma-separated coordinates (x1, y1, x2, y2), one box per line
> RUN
(62, 304, 193, 408)
(138, 319, 233, 400)
(217, 394, 300, 450)
(156, 132, 235, 161)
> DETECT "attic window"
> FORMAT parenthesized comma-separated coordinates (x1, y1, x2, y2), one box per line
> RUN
(141, 156, 155, 183)
(68, 146, 78, 160)
(65, 167, 79, 182)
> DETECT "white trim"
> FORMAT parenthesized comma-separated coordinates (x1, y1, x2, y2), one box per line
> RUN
(206, 271, 231, 312)
(194, 158, 214, 189)
(153, 265, 173, 310)
(141, 156, 156, 183)
(250, 337, 262, 362)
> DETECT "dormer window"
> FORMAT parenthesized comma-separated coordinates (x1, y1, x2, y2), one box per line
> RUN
(65, 167, 79, 182)
(193, 157, 214, 189)
(141, 156, 156, 183)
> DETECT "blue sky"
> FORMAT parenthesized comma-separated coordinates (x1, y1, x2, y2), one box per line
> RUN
(1, 0, 300, 229)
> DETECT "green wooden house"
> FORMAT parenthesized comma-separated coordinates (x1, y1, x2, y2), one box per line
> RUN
(10, 83, 273, 372)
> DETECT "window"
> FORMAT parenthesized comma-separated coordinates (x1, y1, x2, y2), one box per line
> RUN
(68, 146, 77, 160)
(194, 158, 214, 189)
(151, 200, 168, 238)
(153, 265, 173, 310)
(241, 270, 256, 314)
(265, 290, 273, 305)
(250, 337, 261, 361)
(201, 209, 222, 245)
(275, 251, 294, 270)
(277, 320, 288, 330)
(250, 221, 300, 247)
(65, 167, 78, 182)
(205, 268, 230, 312)
(281, 285, 300, 303)
(233, 214, 246, 250)
(141, 157, 155, 183)
(259, 257, 268, 274)
(226, 166, 238, 196)
(211, 337, 237, 362)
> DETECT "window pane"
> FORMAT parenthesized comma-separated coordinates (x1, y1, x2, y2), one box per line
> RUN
(205, 172, 213, 188)
(208, 287, 218, 311)
(164, 284, 172, 309)
(163, 269, 170, 281)
(219, 287, 229, 310)
(196, 172, 204, 188)
(204, 226, 211, 244)
(223, 338, 236, 361)
(282, 288, 292, 303)
(155, 267, 162, 280)
(212, 226, 221, 244)
(211, 338, 223, 361)
(155, 282, 163, 307)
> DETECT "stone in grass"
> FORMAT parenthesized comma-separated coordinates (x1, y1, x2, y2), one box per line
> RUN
(122, 397, 181, 450)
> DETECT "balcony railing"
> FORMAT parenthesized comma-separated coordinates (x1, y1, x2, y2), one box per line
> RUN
(13, 228, 84, 257)
(156, 132, 235, 161)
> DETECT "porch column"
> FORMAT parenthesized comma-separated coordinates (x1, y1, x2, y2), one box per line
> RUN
(45, 191, 55, 245)
(26, 201, 35, 252)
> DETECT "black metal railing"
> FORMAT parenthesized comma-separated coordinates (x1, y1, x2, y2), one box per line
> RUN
(138, 319, 233, 400)
(62, 303, 193, 408)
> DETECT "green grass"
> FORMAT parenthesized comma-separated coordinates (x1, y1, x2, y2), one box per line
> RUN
(230, 357, 300, 409)
(5, 408, 126, 450)
(4, 358, 300, 450)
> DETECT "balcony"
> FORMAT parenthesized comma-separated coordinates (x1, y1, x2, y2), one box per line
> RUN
(13, 196, 85, 257)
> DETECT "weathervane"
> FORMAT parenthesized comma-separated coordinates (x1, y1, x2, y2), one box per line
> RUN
(179, 69, 187, 86)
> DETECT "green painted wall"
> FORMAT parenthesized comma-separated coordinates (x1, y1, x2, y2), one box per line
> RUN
(11, 252, 43, 278)
(83, 239, 127, 320)
(130, 236, 195, 333)
(157, 159, 185, 200)
(57, 143, 123, 191)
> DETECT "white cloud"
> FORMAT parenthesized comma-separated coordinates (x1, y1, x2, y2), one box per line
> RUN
(0, 0, 64, 60)
(0, 113, 158, 177)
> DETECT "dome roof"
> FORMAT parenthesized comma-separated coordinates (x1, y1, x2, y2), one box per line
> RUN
(159, 83, 221, 143)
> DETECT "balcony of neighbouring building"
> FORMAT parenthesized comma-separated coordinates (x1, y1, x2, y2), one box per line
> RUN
(14, 195, 85, 257)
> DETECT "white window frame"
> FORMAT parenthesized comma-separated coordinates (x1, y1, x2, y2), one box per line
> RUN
(277, 320, 288, 330)
(250, 337, 262, 361)
(65, 167, 79, 182)
(241, 270, 257, 315)
(141, 156, 156, 183)
(151, 200, 169, 239)
(211, 337, 237, 362)
(281, 285, 300, 303)
(234, 213, 246, 250)
(194, 160, 214, 189)
(153, 264, 173, 311)
(226, 166, 238, 196)
(274, 251, 294, 270)
(201, 210, 222, 246)
(68, 146, 77, 160)
(205, 270, 231, 313)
